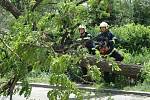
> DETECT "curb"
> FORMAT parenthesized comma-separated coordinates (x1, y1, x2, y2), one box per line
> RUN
(17, 82, 150, 97)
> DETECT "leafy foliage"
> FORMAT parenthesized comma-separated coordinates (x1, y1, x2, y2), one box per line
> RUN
(48, 55, 83, 100)
(133, 0, 150, 25)
(142, 61, 150, 83)
(112, 23, 150, 52)
(1, 0, 150, 99)
(1, 0, 105, 98)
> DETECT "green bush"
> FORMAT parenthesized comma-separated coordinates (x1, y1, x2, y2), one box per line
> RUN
(111, 23, 150, 53)
(142, 61, 150, 83)
(120, 48, 150, 64)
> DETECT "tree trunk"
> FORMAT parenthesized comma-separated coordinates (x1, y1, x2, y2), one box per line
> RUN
(80, 56, 142, 79)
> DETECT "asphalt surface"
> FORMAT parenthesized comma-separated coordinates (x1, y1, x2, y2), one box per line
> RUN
(0, 83, 150, 100)
(0, 86, 150, 100)
(0, 87, 49, 100)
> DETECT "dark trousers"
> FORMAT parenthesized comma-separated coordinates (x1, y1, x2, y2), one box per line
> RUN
(87, 48, 96, 55)
(81, 67, 88, 75)
(110, 50, 124, 61)
(104, 50, 124, 83)
(103, 72, 116, 83)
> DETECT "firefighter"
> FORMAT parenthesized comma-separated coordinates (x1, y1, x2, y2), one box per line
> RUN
(78, 25, 95, 79)
(96, 22, 124, 61)
(95, 22, 124, 83)
(78, 25, 96, 55)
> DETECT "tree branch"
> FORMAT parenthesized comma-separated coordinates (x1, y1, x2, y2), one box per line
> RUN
(0, 0, 44, 18)
(76, 0, 88, 6)
(31, 0, 43, 11)
(0, 38, 22, 61)
(0, 0, 21, 19)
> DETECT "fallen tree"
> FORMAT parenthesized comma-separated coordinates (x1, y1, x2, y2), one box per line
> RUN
(80, 56, 143, 80)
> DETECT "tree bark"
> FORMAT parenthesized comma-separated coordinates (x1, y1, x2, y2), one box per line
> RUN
(0, 0, 44, 19)
(0, 0, 21, 19)
(80, 56, 143, 78)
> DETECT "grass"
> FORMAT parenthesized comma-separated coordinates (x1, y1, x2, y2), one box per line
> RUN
(27, 76, 49, 84)
(27, 71, 150, 92)
(0, 72, 50, 84)
(0, 78, 7, 86)
(0, 78, 6, 82)
(1, 63, 150, 92)
(124, 82, 150, 92)
(1, 73, 150, 92)
(27, 71, 50, 84)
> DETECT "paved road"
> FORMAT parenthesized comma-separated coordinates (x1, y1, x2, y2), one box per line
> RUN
(0, 87, 49, 100)
(0, 87, 150, 100)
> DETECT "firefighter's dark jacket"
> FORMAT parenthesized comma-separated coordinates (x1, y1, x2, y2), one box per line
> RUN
(79, 32, 95, 55)
(95, 30, 116, 54)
